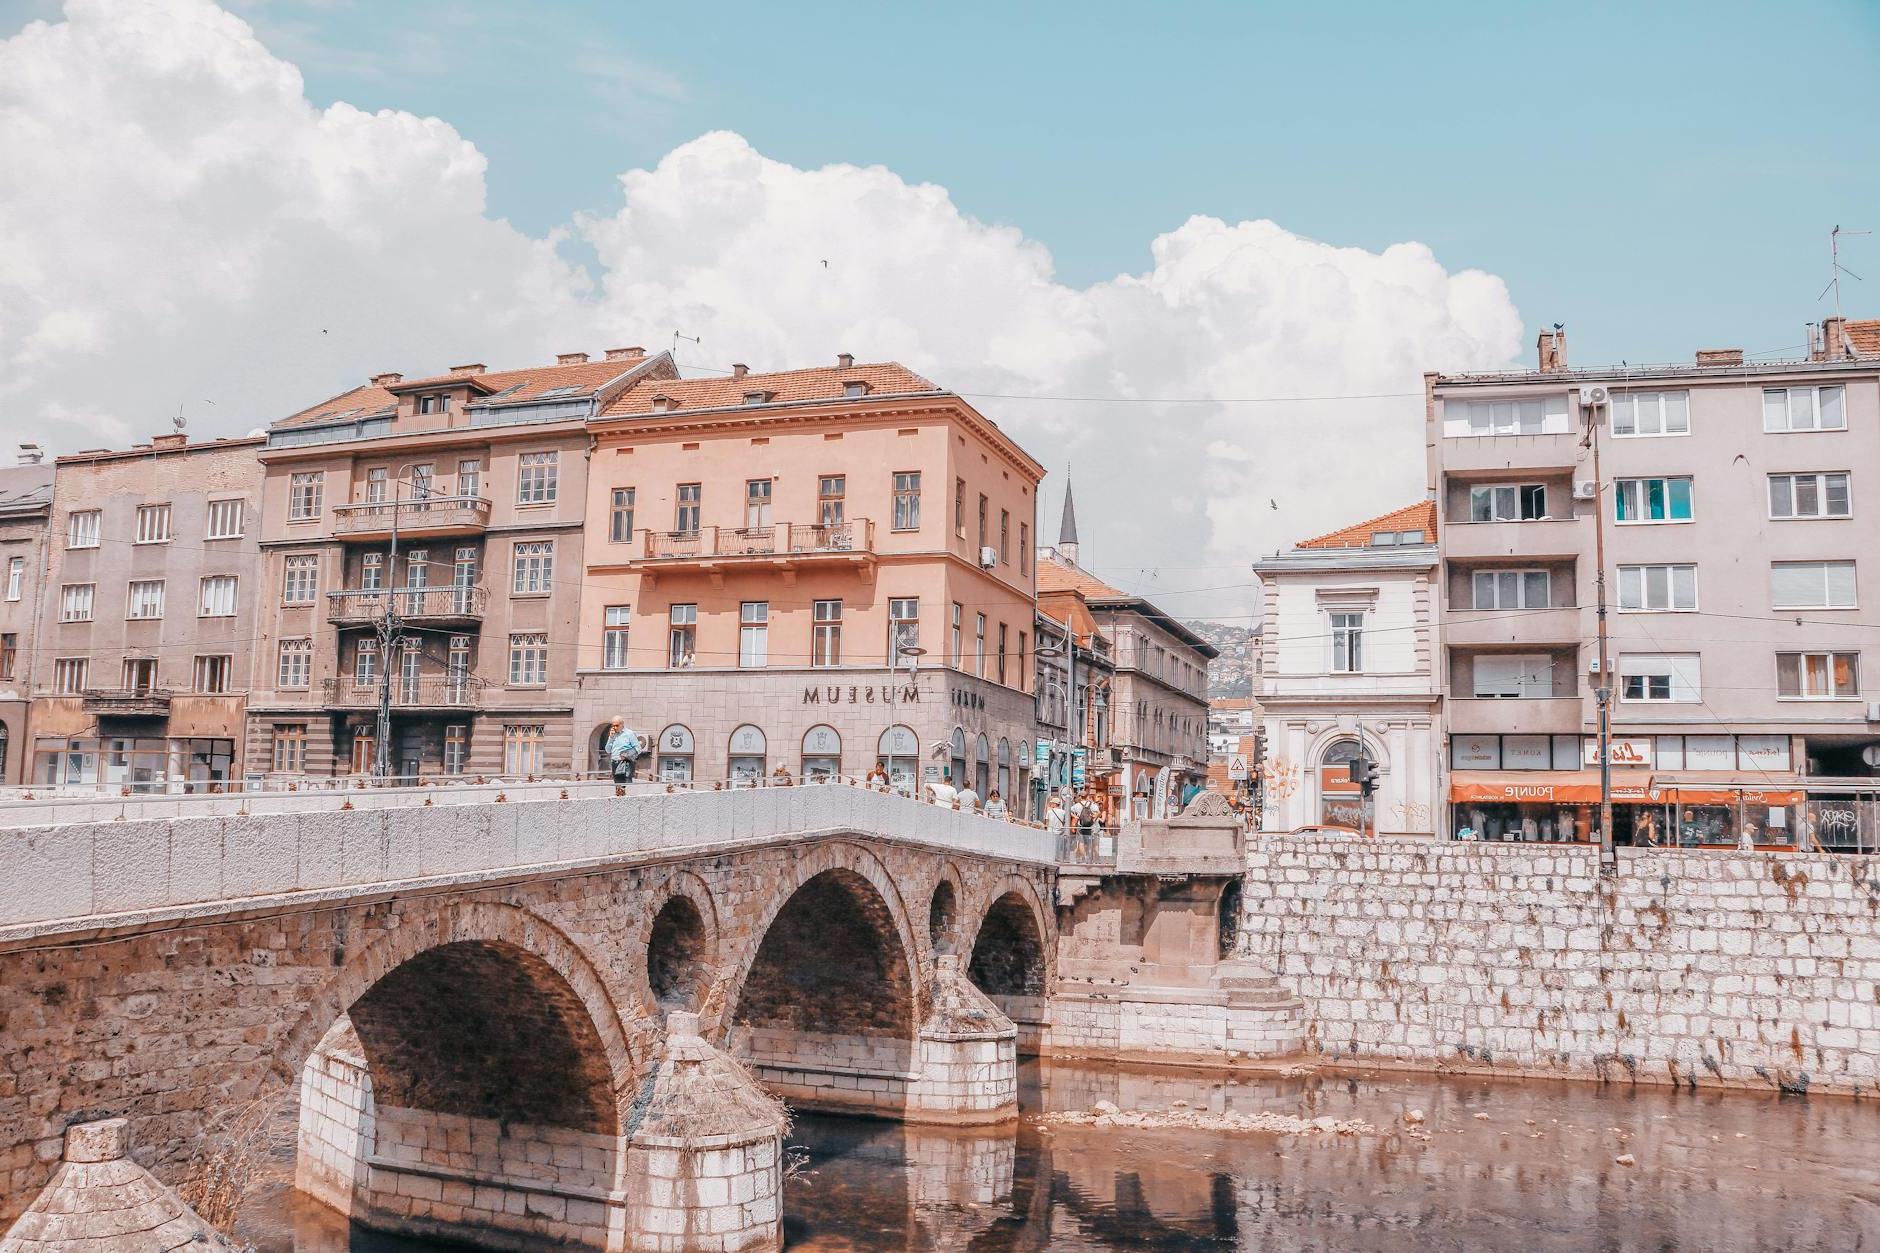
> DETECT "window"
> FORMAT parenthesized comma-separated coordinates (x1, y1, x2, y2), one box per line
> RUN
(508, 633, 548, 686)
(1450, 394, 1570, 436)
(675, 483, 702, 533)
(282, 555, 319, 604)
(974, 612, 987, 675)
(132, 503, 171, 544)
(53, 658, 88, 693)
(977, 494, 989, 550)
(668, 604, 697, 668)
(1472, 654, 1553, 699)
(1618, 653, 1700, 703)
(184, 654, 228, 695)
(1768, 473, 1851, 519)
(503, 725, 546, 776)
(817, 476, 847, 527)
(996, 622, 1009, 682)
(126, 580, 165, 620)
(276, 638, 311, 689)
(271, 725, 306, 773)
(456, 458, 482, 500)
(408, 462, 434, 502)
(813, 599, 842, 667)
(1330, 612, 1364, 672)
(199, 575, 237, 617)
(59, 583, 94, 622)
(0, 633, 13, 680)
(1611, 391, 1690, 437)
(1777, 651, 1859, 699)
(205, 498, 244, 539)
(1019, 522, 1029, 574)
(1618, 564, 1697, 611)
(999, 510, 1010, 563)
(843, 380, 867, 399)
(354, 638, 377, 687)
(447, 636, 472, 695)
(951, 602, 963, 666)
(744, 479, 772, 529)
(1450, 734, 1582, 771)
(5, 557, 21, 601)
(602, 606, 631, 670)
(1763, 385, 1846, 432)
(890, 598, 920, 665)
(360, 553, 384, 592)
(512, 540, 554, 595)
(892, 472, 920, 531)
(365, 467, 388, 504)
(1469, 484, 1546, 522)
(610, 488, 636, 543)
(417, 392, 450, 415)
(444, 725, 468, 774)
(1614, 476, 1693, 523)
(67, 510, 99, 548)
(1771, 560, 1857, 610)
(739, 601, 769, 667)
(517, 451, 559, 504)
(1472, 570, 1551, 610)
(289, 472, 324, 520)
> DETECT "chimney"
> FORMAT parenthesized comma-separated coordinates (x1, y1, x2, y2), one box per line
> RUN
(17, 443, 44, 465)
(448, 362, 486, 377)
(1536, 328, 1567, 373)
(152, 432, 186, 450)
(732, 363, 749, 379)
(604, 346, 646, 362)
(837, 352, 854, 369)
(1695, 348, 1744, 367)
(556, 352, 590, 366)
(1815, 316, 1849, 362)
(371, 372, 403, 387)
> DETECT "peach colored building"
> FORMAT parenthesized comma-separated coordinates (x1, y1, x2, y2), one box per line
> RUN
(575, 356, 1046, 803)
(27, 433, 265, 788)
(244, 349, 678, 780)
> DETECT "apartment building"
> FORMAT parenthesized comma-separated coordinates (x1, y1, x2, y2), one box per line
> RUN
(1428, 318, 1880, 849)
(1252, 502, 1442, 836)
(0, 450, 54, 783)
(576, 355, 1045, 802)
(245, 348, 677, 780)
(27, 433, 264, 788)
(1033, 521, 1117, 818)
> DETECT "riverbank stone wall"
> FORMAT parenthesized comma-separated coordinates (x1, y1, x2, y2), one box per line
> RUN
(1240, 835, 1880, 1094)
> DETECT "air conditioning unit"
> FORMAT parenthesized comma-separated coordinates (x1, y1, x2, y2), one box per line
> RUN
(1572, 480, 1598, 500)
(978, 546, 998, 569)
(1866, 699, 1880, 723)
(1587, 657, 1601, 673)
(1580, 383, 1611, 408)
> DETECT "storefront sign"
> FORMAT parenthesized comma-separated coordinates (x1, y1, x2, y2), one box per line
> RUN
(1501, 735, 1553, 770)
(802, 684, 919, 705)
(1584, 737, 1652, 767)
(950, 689, 986, 712)
(1451, 735, 1500, 769)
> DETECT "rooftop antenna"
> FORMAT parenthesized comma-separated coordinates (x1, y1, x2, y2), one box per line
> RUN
(671, 331, 702, 366)
(1819, 225, 1868, 318)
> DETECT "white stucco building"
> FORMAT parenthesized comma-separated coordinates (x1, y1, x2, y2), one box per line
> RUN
(1252, 502, 1442, 835)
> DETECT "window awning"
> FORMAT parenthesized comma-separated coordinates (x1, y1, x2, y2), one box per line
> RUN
(1449, 772, 1804, 806)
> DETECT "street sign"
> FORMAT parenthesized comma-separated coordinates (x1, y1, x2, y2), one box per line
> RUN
(1228, 754, 1249, 780)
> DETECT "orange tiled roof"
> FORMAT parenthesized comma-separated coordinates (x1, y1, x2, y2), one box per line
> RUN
(1035, 554, 1128, 600)
(1846, 320, 1880, 356)
(601, 362, 936, 417)
(1296, 501, 1437, 550)
(274, 383, 400, 430)
(273, 354, 674, 429)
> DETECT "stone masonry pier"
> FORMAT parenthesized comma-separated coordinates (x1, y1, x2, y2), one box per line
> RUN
(0, 785, 1053, 1250)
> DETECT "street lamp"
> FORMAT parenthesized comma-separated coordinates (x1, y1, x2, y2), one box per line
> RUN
(885, 644, 926, 793)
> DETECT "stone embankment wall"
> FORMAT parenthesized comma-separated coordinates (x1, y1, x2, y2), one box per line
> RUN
(1240, 836, 1880, 1094)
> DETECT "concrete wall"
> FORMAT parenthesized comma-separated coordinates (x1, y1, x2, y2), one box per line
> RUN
(1241, 833, 1880, 1093)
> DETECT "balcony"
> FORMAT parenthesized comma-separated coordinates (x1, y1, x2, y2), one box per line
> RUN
(82, 687, 173, 716)
(631, 520, 877, 580)
(1443, 518, 1583, 560)
(1447, 695, 1586, 735)
(1439, 431, 1582, 475)
(327, 585, 488, 626)
(320, 676, 482, 710)
(331, 495, 491, 540)
(1444, 605, 1584, 647)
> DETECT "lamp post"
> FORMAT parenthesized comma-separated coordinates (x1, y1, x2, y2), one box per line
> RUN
(885, 643, 925, 793)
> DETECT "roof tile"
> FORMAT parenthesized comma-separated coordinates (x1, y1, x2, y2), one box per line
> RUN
(1295, 501, 1438, 550)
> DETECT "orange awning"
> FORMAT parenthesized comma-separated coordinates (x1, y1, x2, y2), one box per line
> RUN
(1450, 772, 1804, 806)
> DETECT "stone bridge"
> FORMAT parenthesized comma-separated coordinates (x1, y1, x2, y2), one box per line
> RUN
(0, 784, 1057, 1251)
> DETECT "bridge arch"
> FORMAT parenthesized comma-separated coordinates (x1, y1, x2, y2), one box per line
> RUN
(638, 870, 721, 1019)
(964, 876, 1051, 998)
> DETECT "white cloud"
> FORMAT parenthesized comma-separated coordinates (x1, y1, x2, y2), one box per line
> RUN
(0, 1, 1524, 615)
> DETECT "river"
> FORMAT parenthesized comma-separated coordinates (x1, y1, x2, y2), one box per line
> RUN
(235, 1059, 1880, 1250)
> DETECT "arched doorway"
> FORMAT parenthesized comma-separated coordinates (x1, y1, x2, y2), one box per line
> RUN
(1318, 738, 1369, 830)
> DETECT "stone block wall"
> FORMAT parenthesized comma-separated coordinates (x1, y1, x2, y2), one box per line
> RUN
(736, 1028, 914, 1117)
(623, 1132, 780, 1252)
(295, 1034, 372, 1217)
(906, 1032, 1017, 1124)
(1241, 836, 1880, 1093)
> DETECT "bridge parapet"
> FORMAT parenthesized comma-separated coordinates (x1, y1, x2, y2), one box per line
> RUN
(0, 784, 1051, 941)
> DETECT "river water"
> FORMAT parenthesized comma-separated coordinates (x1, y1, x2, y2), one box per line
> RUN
(236, 1059, 1880, 1250)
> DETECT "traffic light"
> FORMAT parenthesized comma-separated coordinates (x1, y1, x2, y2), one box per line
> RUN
(1347, 755, 1380, 798)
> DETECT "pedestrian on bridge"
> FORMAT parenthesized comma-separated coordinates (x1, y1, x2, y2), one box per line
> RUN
(604, 717, 644, 784)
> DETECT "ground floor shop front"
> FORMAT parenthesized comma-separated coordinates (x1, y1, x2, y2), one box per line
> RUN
(1450, 774, 1810, 849)
(23, 695, 248, 792)
(238, 705, 576, 782)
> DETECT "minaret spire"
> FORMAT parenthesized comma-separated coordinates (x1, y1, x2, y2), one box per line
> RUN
(1058, 475, 1080, 566)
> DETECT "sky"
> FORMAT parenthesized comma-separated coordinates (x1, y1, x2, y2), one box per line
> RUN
(1, 0, 1876, 620)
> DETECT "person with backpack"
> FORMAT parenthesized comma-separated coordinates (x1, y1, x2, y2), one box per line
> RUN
(603, 716, 644, 783)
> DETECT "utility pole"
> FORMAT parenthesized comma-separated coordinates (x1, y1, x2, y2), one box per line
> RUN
(1062, 609, 1078, 814)
(1583, 389, 1617, 872)
(373, 487, 403, 784)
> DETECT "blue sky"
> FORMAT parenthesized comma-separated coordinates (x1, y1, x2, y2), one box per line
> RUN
(175, 0, 1880, 363)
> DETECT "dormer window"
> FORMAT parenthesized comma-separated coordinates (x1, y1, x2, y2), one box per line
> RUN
(536, 386, 581, 400)
(842, 380, 869, 399)
(652, 395, 674, 414)
(744, 391, 773, 406)
(416, 393, 450, 415)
